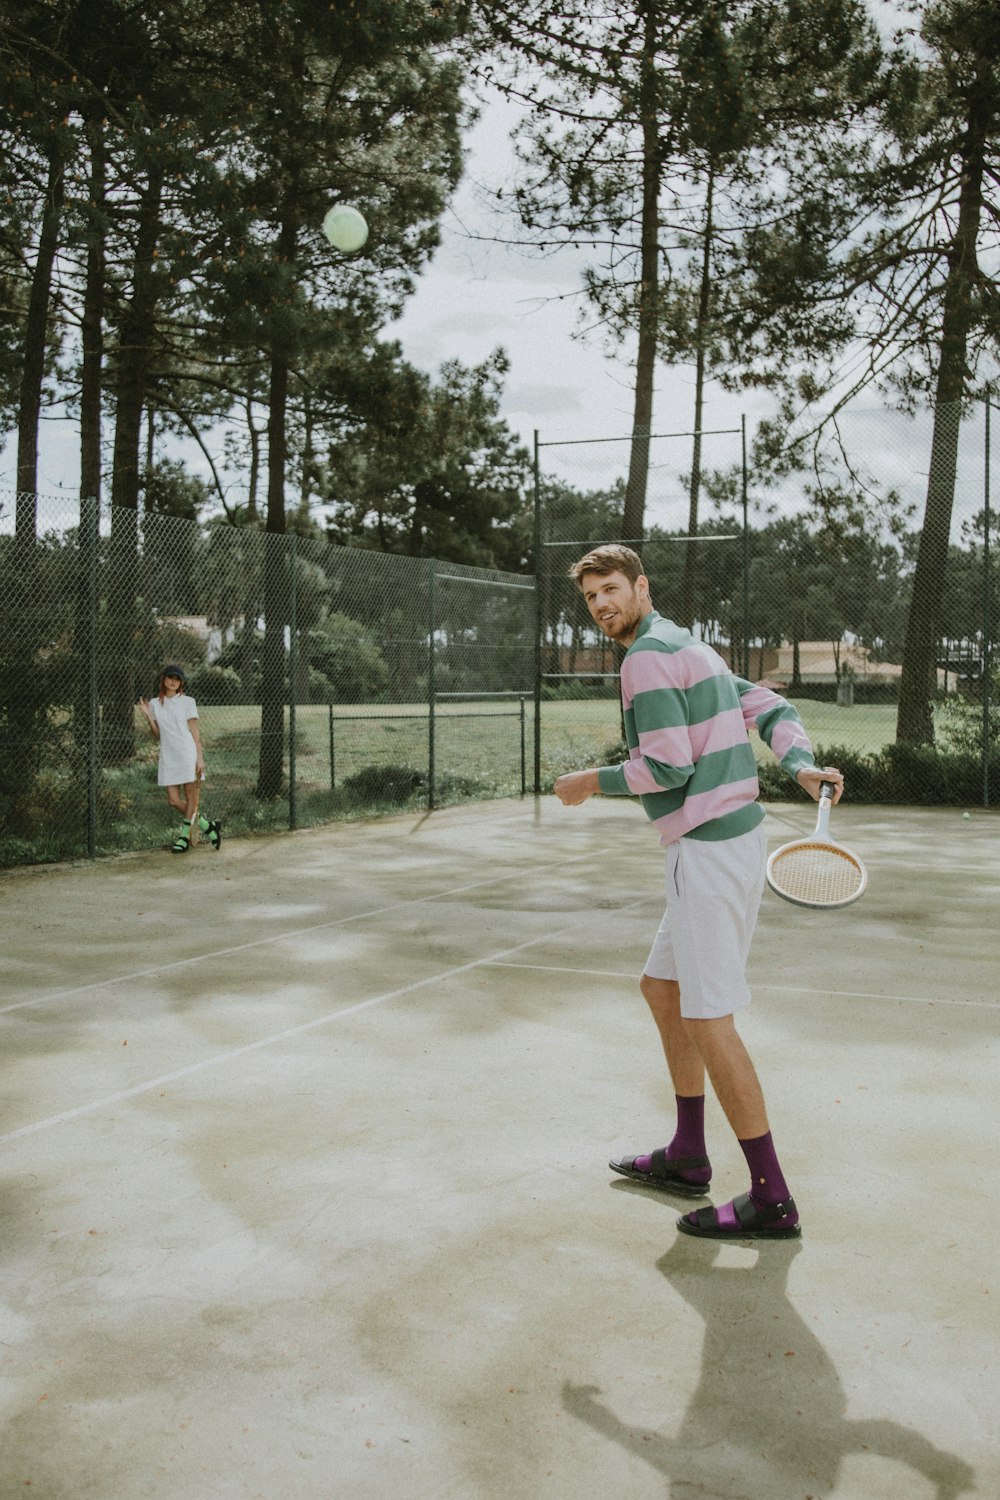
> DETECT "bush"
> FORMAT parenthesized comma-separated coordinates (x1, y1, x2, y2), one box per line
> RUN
(342, 763, 427, 806)
(306, 668, 334, 704)
(307, 613, 389, 704)
(596, 735, 991, 807)
(757, 741, 992, 805)
(187, 664, 242, 705)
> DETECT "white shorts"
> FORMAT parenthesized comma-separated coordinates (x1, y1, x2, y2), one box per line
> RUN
(643, 824, 767, 1020)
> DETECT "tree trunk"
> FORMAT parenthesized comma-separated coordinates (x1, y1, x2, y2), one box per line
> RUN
(16, 143, 65, 546)
(257, 274, 293, 799)
(240, 388, 261, 701)
(621, 0, 660, 545)
(80, 117, 106, 509)
(101, 164, 164, 766)
(896, 114, 985, 745)
(74, 120, 105, 769)
(680, 162, 715, 630)
(73, 120, 104, 774)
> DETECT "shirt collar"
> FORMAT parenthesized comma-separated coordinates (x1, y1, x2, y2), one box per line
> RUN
(632, 610, 659, 642)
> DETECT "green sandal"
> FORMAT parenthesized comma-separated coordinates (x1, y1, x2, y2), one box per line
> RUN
(170, 833, 191, 854)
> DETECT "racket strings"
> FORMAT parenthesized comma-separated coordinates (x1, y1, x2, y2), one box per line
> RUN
(767, 841, 866, 906)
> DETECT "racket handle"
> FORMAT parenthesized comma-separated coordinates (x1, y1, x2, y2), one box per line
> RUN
(816, 780, 834, 836)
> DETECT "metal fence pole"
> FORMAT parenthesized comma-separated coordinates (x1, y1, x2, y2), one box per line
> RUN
(984, 397, 992, 809)
(288, 533, 297, 830)
(82, 495, 99, 859)
(427, 559, 436, 811)
(533, 430, 542, 794)
(329, 702, 336, 790)
(519, 695, 526, 794)
(741, 414, 750, 678)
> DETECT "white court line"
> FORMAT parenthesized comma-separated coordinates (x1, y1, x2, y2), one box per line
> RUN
(1, 927, 583, 1145)
(485, 962, 993, 1009)
(1, 852, 607, 1017)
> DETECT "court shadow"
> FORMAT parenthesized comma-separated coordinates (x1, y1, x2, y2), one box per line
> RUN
(564, 1235, 976, 1499)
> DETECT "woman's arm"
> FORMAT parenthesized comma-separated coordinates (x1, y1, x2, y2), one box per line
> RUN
(188, 719, 205, 778)
(137, 697, 160, 740)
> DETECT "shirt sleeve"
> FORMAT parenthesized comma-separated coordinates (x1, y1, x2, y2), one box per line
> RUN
(735, 678, 816, 780)
(596, 646, 696, 797)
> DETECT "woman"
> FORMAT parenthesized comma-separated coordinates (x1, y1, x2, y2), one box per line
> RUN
(138, 664, 222, 853)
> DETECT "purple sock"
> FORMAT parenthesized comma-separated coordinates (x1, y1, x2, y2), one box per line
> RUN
(739, 1130, 797, 1223)
(669, 1094, 706, 1160)
(633, 1095, 710, 1182)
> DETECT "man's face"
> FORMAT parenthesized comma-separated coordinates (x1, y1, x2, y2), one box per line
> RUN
(580, 569, 651, 643)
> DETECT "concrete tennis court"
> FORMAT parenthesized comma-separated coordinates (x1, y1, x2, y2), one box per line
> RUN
(2, 795, 997, 1500)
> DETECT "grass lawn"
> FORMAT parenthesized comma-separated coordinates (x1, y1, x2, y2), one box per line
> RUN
(537, 695, 903, 768)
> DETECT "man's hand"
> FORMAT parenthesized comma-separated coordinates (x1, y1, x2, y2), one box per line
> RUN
(796, 766, 844, 804)
(554, 769, 600, 806)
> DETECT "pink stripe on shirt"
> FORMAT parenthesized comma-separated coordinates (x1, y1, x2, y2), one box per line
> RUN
(649, 775, 762, 845)
(622, 642, 727, 704)
(632, 704, 749, 772)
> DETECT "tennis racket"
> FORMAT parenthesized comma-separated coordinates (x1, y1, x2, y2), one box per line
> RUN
(766, 783, 867, 909)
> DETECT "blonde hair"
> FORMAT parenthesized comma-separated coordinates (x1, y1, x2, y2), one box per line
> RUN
(568, 544, 645, 587)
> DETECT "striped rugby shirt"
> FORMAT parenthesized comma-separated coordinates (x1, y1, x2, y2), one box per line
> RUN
(596, 611, 816, 845)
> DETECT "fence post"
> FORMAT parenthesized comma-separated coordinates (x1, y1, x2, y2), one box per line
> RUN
(519, 695, 526, 795)
(82, 495, 99, 859)
(427, 559, 436, 811)
(984, 397, 992, 809)
(533, 430, 542, 794)
(329, 702, 336, 790)
(741, 414, 750, 678)
(288, 533, 297, 830)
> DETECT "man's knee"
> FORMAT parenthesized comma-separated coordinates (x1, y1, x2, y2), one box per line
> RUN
(640, 973, 680, 1018)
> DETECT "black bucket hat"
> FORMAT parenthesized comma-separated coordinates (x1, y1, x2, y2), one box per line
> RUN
(159, 663, 187, 685)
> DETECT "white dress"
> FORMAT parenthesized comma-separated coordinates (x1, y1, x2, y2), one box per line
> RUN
(148, 693, 199, 786)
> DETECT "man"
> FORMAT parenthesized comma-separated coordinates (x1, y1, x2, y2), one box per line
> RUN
(554, 545, 843, 1241)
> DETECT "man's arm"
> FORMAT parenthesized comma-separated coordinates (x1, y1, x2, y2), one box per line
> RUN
(738, 678, 843, 803)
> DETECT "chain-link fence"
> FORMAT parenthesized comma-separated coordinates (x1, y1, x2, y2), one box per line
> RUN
(533, 401, 999, 808)
(0, 495, 535, 866)
(2, 399, 997, 867)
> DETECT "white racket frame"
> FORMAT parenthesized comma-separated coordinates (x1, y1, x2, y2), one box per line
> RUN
(765, 782, 868, 909)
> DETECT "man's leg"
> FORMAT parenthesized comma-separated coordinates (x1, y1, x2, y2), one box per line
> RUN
(679, 1013, 799, 1238)
(608, 976, 711, 1194)
(640, 975, 704, 1096)
(683, 1013, 766, 1139)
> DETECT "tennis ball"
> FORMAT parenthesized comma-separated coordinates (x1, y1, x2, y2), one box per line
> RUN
(322, 204, 368, 253)
(962, 811, 972, 819)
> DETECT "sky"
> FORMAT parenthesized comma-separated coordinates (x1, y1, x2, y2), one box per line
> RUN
(388, 90, 753, 530)
(3, 83, 993, 544)
(390, 88, 993, 544)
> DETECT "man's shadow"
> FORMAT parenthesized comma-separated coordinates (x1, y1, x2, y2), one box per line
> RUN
(564, 1229, 976, 1499)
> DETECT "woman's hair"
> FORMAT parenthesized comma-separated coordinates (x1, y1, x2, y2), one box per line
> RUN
(567, 544, 645, 587)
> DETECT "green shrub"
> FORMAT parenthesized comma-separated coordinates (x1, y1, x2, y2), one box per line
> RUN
(757, 741, 991, 805)
(187, 664, 242, 705)
(307, 669, 334, 704)
(591, 735, 991, 807)
(342, 763, 426, 806)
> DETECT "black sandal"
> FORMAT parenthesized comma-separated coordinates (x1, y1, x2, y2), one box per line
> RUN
(677, 1191, 801, 1240)
(609, 1147, 711, 1198)
(208, 819, 223, 850)
(170, 833, 191, 854)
